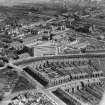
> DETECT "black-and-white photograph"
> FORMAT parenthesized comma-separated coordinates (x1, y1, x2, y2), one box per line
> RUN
(0, 0, 105, 105)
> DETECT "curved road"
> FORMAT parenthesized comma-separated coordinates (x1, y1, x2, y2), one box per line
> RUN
(4, 52, 105, 105)
(13, 52, 105, 66)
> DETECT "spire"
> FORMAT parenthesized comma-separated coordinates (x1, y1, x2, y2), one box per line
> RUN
(63, 0, 67, 9)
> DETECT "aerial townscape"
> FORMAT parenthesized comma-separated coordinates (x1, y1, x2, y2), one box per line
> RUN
(1, 0, 105, 105)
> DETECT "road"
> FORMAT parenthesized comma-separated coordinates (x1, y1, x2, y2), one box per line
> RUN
(3, 54, 105, 105)
(3, 68, 65, 105)
(3, 67, 105, 105)
(13, 52, 105, 66)
(46, 77, 105, 92)
(22, 17, 56, 29)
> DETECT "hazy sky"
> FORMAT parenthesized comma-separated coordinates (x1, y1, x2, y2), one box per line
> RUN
(0, 0, 103, 6)
(0, 0, 50, 6)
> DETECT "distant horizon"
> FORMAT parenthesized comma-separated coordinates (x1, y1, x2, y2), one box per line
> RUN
(0, 0, 103, 6)
(0, 0, 50, 6)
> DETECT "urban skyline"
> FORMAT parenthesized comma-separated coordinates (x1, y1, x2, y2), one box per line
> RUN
(0, 1, 105, 105)
(0, 0, 103, 6)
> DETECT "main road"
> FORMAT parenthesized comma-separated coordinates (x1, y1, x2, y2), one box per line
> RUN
(13, 52, 105, 66)
(4, 52, 105, 105)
